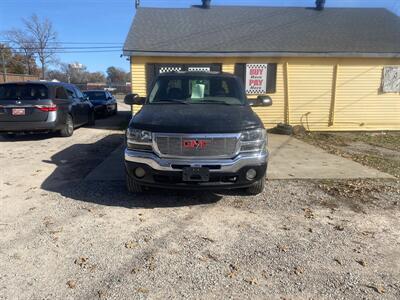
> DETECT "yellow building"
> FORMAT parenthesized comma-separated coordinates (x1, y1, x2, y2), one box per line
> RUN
(123, 3, 400, 131)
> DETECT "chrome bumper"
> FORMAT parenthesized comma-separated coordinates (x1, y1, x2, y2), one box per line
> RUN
(124, 149, 268, 173)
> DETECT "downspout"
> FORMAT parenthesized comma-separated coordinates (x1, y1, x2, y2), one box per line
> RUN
(284, 62, 290, 125)
(329, 64, 339, 127)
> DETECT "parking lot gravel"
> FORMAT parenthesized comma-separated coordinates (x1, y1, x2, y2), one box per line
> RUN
(1, 106, 399, 299)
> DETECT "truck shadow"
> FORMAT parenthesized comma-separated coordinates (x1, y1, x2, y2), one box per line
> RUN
(91, 110, 131, 131)
(40, 134, 222, 208)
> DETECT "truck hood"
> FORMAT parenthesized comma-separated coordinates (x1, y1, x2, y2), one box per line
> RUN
(130, 104, 263, 133)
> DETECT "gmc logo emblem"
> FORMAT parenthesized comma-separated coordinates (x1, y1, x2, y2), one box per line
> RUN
(182, 140, 208, 149)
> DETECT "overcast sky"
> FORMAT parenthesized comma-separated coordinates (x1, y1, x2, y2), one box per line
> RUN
(1, 0, 399, 73)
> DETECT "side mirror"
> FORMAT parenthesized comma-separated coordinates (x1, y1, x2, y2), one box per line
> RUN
(257, 95, 273, 106)
(248, 99, 257, 107)
(248, 96, 273, 107)
(124, 94, 145, 105)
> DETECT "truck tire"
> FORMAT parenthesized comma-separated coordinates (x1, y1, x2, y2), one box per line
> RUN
(246, 175, 265, 195)
(275, 123, 293, 135)
(126, 173, 143, 193)
(59, 114, 74, 137)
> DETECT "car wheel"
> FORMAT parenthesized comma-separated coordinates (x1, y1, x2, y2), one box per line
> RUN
(126, 172, 143, 193)
(113, 105, 118, 115)
(246, 175, 265, 195)
(59, 114, 74, 137)
(88, 111, 96, 126)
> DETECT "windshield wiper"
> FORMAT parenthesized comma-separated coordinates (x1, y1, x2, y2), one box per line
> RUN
(152, 99, 189, 104)
(195, 100, 232, 105)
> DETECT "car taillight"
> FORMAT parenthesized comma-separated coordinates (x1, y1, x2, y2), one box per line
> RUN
(34, 104, 57, 112)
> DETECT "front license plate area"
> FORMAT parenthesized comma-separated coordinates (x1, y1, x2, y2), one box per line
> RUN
(182, 167, 210, 182)
(12, 108, 26, 116)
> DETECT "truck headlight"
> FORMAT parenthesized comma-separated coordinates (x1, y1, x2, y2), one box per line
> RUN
(126, 128, 153, 151)
(239, 128, 267, 153)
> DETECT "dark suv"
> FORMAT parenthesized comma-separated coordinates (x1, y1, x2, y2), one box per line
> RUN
(124, 72, 272, 195)
(83, 90, 118, 116)
(0, 81, 95, 137)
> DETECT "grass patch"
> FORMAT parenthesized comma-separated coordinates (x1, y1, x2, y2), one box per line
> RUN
(347, 133, 400, 151)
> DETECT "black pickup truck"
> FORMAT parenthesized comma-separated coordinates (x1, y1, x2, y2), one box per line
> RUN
(124, 72, 272, 195)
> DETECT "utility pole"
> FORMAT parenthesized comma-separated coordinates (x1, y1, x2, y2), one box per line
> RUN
(1, 47, 7, 83)
(135, 0, 140, 9)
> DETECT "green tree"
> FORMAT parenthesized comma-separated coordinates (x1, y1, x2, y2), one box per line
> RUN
(4, 29, 37, 75)
(0, 43, 39, 75)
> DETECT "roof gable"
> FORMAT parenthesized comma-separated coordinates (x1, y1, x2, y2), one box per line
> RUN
(123, 6, 400, 57)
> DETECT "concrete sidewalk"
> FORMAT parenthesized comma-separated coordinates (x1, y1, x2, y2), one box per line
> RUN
(267, 134, 393, 179)
(85, 134, 393, 181)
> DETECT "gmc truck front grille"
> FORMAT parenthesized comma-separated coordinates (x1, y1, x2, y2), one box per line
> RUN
(153, 133, 240, 158)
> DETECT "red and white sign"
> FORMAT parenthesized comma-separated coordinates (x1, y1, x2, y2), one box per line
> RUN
(245, 64, 268, 94)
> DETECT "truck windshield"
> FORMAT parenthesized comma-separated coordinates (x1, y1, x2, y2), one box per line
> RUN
(149, 75, 246, 105)
(0, 84, 48, 100)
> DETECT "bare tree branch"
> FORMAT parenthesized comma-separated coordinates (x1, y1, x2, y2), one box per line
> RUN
(4, 29, 36, 75)
(22, 14, 59, 79)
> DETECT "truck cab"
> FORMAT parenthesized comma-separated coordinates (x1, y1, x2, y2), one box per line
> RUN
(124, 72, 272, 195)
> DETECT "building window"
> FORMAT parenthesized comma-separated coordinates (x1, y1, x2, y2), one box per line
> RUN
(382, 66, 400, 93)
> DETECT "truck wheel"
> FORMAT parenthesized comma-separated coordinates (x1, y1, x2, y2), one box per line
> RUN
(126, 173, 143, 193)
(59, 114, 74, 137)
(246, 175, 265, 195)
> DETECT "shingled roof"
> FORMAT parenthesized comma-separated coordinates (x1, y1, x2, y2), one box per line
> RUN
(123, 6, 400, 57)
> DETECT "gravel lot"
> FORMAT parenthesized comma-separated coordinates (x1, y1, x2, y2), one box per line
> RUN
(1, 107, 399, 299)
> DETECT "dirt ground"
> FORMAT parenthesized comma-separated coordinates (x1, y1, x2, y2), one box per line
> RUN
(1, 110, 399, 299)
(296, 132, 400, 178)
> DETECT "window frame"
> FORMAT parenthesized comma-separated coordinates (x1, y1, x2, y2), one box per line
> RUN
(55, 86, 69, 100)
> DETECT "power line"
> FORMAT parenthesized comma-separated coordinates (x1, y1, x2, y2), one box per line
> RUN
(7, 46, 122, 50)
(0, 40, 123, 45)
(10, 49, 122, 54)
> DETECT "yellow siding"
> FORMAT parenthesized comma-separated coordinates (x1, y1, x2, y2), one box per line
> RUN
(288, 63, 334, 130)
(130, 56, 400, 131)
(334, 64, 400, 130)
(251, 62, 285, 127)
(222, 63, 235, 74)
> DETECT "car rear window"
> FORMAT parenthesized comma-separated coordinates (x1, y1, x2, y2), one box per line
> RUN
(84, 91, 106, 100)
(0, 84, 48, 100)
(0, 83, 49, 100)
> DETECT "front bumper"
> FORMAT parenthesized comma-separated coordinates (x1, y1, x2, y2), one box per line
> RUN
(94, 104, 115, 114)
(125, 149, 268, 189)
